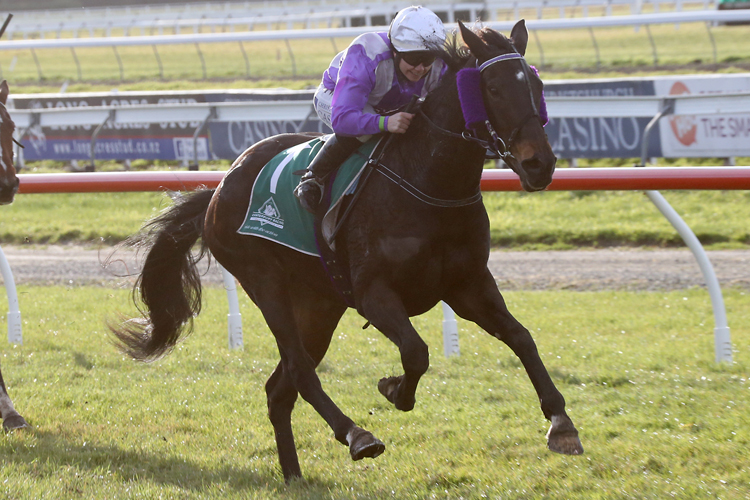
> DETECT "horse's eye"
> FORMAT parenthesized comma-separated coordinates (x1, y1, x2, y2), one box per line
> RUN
(487, 86, 500, 96)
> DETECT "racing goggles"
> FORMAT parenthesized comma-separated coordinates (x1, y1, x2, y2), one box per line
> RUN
(399, 51, 436, 67)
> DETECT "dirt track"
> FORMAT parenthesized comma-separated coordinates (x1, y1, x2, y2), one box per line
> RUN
(2, 245, 748, 291)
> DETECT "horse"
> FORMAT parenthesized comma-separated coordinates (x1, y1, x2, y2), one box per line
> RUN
(0, 79, 29, 430)
(112, 21, 583, 481)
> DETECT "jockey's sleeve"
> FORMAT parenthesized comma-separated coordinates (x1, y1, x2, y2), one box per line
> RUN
(330, 43, 383, 137)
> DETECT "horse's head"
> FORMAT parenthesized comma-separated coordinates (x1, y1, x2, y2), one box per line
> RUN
(0, 80, 19, 205)
(459, 21, 556, 192)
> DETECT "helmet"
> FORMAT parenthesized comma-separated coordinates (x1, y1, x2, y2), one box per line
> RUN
(389, 6, 446, 53)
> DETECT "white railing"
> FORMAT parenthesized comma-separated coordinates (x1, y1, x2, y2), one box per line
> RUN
(7, 2, 487, 38)
(8, 0, 720, 38)
(2, 9, 745, 80)
(2, 10, 744, 51)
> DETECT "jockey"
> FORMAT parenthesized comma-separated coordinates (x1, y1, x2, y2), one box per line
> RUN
(294, 6, 448, 213)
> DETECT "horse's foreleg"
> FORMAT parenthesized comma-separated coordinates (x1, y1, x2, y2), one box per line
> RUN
(0, 367, 28, 430)
(447, 270, 583, 456)
(360, 279, 429, 412)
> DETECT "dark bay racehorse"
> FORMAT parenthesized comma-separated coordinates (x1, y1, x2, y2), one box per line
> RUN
(0, 80, 29, 430)
(113, 21, 583, 481)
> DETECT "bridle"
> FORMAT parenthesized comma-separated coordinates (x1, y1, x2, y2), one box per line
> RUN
(332, 48, 545, 216)
(0, 101, 24, 149)
(420, 50, 542, 164)
(0, 101, 22, 176)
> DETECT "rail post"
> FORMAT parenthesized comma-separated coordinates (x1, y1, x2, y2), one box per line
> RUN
(238, 40, 250, 76)
(639, 98, 732, 363)
(70, 47, 83, 80)
(219, 263, 243, 350)
(284, 38, 297, 77)
(531, 30, 545, 68)
(152, 44, 164, 79)
(190, 107, 215, 171)
(89, 109, 115, 172)
(0, 245, 22, 345)
(442, 302, 460, 357)
(112, 45, 124, 81)
(645, 25, 658, 65)
(195, 42, 207, 79)
(31, 48, 44, 81)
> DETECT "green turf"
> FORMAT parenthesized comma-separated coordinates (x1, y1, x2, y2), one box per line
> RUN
(2, 186, 750, 249)
(0, 285, 747, 498)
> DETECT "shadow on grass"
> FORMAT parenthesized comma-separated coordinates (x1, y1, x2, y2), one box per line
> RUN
(2, 427, 345, 496)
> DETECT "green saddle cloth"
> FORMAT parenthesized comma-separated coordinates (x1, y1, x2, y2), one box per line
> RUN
(238, 136, 378, 256)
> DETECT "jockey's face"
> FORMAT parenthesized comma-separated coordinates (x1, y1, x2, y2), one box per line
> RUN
(395, 51, 433, 82)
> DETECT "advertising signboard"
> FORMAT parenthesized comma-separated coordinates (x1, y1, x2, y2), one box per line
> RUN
(652, 74, 750, 158)
(10, 73, 750, 163)
(543, 78, 660, 159)
(10, 89, 322, 162)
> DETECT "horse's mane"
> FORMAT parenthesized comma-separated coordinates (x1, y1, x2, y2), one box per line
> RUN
(438, 27, 516, 73)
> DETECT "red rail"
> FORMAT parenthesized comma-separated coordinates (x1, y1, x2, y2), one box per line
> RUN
(17, 167, 750, 194)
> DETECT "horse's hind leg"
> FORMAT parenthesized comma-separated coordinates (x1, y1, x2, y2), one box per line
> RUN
(447, 270, 583, 456)
(265, 363, 302, 481)
(0, 366, 28, 430)
(264, 295, 382, 481)
(234, 265, 384, 479)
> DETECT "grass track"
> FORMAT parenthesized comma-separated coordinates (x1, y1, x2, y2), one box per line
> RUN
(2, 189, 750, 249)
(0, 285, 748, 498)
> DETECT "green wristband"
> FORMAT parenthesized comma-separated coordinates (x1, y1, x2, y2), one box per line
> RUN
(379, 116, 387, 132)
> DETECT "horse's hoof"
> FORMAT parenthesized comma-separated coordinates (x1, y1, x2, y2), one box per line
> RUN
(347, 427, 385, 461)
(3, 413, 30, 431)
(377, 376, 414, 411)
(377, 376, 400, 404)
(546, 414, 584, 455)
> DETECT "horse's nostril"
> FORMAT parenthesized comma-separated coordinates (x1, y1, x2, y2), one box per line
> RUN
(522, 157, 544, 173)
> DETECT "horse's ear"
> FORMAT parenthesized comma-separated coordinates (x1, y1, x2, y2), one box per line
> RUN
(458, 20, 489, 61)
(510, 20, 529, 56)
(0, 80, 8, 105)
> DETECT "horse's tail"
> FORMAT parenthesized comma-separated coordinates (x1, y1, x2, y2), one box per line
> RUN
(110, 189, 215, 362)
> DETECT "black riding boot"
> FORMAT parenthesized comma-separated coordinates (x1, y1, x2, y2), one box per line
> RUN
(294, 134, 362, 214)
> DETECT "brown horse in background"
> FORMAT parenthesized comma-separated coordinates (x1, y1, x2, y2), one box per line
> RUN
(113, 22, 583, 481)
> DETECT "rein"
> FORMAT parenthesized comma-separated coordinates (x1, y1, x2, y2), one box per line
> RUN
(372, 159, 483, 208)
(360, 50, 544, 209)
(416, 107, 536, 164)
(330, 47, 545, 241)
(365, 127, 482, 208)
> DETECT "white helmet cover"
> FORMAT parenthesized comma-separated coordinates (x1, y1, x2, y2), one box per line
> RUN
(389, 6, 446, 53)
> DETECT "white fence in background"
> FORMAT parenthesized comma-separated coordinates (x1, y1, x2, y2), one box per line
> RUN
(6, 0, 721, 39)
(2, 10, 747, 79)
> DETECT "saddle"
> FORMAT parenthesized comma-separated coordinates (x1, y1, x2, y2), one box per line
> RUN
(314, 136, 389, 307)
(238, 135, 384, 306)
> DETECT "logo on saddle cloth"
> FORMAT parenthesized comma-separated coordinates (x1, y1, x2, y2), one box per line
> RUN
(238, 136, 378, 256)
(251, 198, 284, 229)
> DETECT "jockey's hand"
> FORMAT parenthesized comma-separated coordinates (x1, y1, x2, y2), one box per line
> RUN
(387, 112, 414, 134)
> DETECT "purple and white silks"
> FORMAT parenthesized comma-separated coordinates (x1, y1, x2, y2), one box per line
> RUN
(319, 32, 447, 137)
